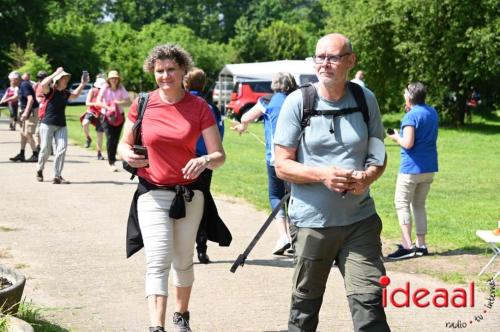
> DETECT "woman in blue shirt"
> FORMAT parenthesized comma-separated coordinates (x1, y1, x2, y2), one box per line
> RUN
(233, 72, 297, 255)
(387, 82, 438, 260)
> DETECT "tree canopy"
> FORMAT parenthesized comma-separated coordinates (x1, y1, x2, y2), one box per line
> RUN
(0, 0, 497, 123)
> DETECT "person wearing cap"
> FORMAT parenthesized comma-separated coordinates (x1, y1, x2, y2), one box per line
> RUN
(81, 76, 107, 160)
(36, 67, 89, 184)
(0, 71, 20, 131)
(96, 70, 131, 172)
(9, 71, 40, 162)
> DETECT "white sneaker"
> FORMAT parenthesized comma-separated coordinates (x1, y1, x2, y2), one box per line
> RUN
(109, 164, 118, 172)
(272, 236, 291, 255)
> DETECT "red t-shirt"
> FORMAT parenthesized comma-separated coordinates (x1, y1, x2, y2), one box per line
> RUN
(128, 90, 215, 186)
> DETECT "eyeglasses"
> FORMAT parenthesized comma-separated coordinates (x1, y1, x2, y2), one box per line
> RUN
(312, 53, 351, 64)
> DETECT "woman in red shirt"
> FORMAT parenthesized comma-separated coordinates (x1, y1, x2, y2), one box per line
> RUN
(118, 44, 225, 332)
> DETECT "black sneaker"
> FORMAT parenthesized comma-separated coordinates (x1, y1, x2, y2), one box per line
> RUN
(9, 153, 25, 162)
(53, 176, 70, 184)
(97, 152, 104, 160)
(85, 137, 92, 148)
(149, 327, 165, 332)
(415, 246, 429, 256)
(197, 252, 210, 264)
(173, 311, 191, 332)
(26, 153, 38, 162)
(36, 170, 43, 182)
(387, 245, 416, 260)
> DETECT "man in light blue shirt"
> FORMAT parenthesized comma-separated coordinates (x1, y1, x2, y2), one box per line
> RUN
(274, 33, 390, 332)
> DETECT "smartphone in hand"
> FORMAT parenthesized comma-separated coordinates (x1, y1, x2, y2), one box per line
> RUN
(133, 145, 148, 159)
(386, 128, 395, 135)
(82, 70, 89, 81)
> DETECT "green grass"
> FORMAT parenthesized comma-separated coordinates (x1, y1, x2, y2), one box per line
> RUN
(0, 300, 70, 332)
(64, 105, 500, 251)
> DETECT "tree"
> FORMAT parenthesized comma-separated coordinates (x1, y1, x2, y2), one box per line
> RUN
(8, 44, 51, 78)
(391, 0, 500, 123)
(256, 21, 309, 61)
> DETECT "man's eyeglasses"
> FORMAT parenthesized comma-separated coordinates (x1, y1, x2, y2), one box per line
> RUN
(313, 53, 351, 64)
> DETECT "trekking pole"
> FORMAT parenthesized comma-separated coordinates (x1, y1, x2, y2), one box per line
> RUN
(230, 192, 290, 273)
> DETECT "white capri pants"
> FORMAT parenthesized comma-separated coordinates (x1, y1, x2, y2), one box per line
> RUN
(394, 172, 435, 236)
(138, 189, 204, 297)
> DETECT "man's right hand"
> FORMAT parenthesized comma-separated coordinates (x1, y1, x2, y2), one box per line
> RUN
(320, 167, 356, 193)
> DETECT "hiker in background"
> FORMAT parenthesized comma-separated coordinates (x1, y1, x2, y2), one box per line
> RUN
(184, 67, 225, 264)
(9, 71, 39, 163)
(386, 82, 438, 260)
(465, 86, 481, 124)
(118, 44, 226, 332)
(274, 33, 389, 332)
(96, 70, 130, 172)
(81, 76, 106, 160)
(34, 70, 49, 153)
(0, 72, 20, 131)
(36, 67, 89, 184)
(232, 72, 298, 255)
(351, 70, 365, 87)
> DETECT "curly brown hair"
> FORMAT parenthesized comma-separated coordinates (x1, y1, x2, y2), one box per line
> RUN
(143, 44, 194, 74)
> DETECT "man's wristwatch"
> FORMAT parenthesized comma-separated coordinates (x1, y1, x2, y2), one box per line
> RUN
(203, 155, 211, 165)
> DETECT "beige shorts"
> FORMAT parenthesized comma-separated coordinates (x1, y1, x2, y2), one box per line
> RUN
(22, 109, 39, 135)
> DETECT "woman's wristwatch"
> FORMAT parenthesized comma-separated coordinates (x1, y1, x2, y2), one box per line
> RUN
(203, 155, 211, 165)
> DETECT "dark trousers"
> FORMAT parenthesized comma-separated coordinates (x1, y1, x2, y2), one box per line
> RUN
(196, 168, 213, 254)
(102, 120, 123, 165)
(288, 214, 390, 332)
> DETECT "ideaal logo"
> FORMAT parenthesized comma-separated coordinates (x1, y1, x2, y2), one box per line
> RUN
(379, 275, 496, 329)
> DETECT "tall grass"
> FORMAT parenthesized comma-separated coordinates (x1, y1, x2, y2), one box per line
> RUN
(64, 105, 500, 251)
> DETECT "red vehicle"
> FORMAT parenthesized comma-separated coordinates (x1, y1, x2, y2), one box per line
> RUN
(226, 80, 273, 120)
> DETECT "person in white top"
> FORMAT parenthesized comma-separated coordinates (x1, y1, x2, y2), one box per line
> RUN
(351, 70, 365, 87)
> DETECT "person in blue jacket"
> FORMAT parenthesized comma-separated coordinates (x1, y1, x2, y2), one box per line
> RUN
(184, 67, 225, 264)
(387, 82, 439, 259)
(233, 72, 298, 255)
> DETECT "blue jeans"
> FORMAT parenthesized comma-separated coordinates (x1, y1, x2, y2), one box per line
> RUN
(267, 163, 286, 218)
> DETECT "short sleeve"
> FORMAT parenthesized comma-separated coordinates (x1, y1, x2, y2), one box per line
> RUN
(120, 86, 130, 100)
(274, 89, 303, 148)
(401, 112, 416, 129)
(200, 101, 216, 131)
(127, 97, 139, 122)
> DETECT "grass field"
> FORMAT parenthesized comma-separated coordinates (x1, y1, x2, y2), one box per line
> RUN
(65, 105, 500, 252)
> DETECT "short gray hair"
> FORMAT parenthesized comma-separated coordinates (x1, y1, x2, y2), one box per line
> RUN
(8, 71, 20, 80)
(271, 72, 298, 94)
(143, 44, 194, 73)
(405, 82, 427, 105)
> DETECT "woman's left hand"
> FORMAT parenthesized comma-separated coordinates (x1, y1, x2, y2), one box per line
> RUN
(387, 129, 399, 142)
(181, 157, 208, 180)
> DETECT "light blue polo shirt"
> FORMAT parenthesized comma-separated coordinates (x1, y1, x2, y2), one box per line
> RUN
(274, 84, 384, 228)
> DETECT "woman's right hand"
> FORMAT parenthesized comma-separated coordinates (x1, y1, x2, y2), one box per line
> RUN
(122, 148, 149, 168)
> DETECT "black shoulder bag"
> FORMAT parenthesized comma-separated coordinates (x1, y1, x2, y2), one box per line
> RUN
(123, 93, 149, 179)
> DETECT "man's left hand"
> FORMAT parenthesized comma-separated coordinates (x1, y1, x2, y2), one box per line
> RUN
(349, 171, 370, 195)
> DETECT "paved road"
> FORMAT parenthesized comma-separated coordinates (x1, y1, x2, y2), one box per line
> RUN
(0, 118, 498, 331)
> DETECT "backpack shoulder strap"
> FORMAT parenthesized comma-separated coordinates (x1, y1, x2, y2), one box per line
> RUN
(300, 84, 317, 131)
(132, 92, 149, 145)
(347, 81, 369, 127)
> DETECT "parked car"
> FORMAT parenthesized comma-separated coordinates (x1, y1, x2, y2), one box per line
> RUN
(212, 81, 234, 109)
(225, 80, 273, 120)
(67, 83, 93, 105)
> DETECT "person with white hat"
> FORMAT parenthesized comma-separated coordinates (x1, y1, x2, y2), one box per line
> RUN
(96, 70, 131, 172)
(81, 75, 107, 160)
(36, 67, 89, 184)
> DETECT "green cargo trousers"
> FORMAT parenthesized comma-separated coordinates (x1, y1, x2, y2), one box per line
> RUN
(288, 214, 391, 332)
